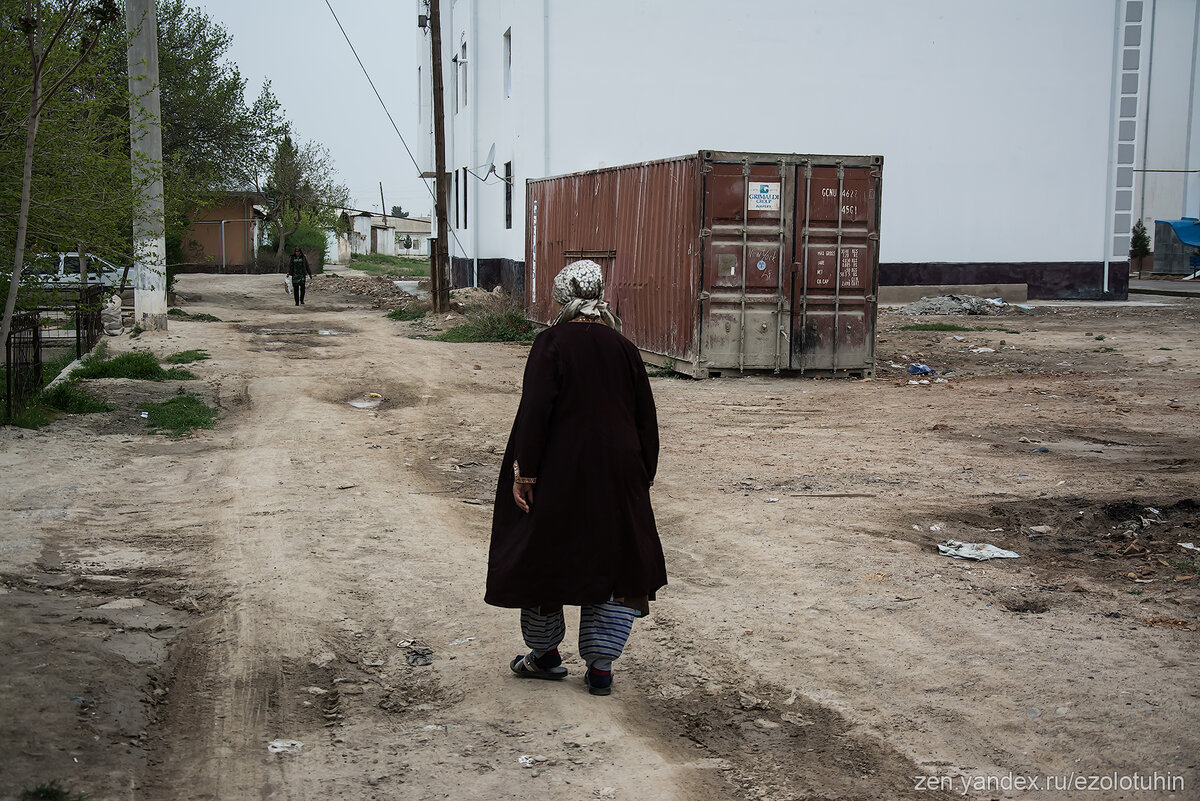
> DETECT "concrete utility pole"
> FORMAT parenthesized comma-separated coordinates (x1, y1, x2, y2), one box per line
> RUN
(429, 0, 452, 313)
(125, 0, 168, 330)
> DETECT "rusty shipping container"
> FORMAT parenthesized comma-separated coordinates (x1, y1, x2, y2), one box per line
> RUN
(525, 150, 883, 377)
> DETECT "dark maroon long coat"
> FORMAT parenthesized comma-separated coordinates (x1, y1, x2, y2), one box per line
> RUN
(486, 322, 666, 608)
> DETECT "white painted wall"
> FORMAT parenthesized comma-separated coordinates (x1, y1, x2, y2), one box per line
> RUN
(1141, 0, 1200, 229)
(417, 0, 1199, 268)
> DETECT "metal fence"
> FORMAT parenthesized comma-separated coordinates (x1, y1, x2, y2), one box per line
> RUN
(5, 313, 42, 421)
(76, 285, 104, 358)
(4, 286, 109, 420)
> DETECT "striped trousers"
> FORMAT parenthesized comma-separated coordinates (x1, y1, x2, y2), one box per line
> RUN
(520, 602, 636, 673)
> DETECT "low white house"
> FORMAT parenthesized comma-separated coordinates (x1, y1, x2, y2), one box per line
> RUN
(326, 211, 432, 263)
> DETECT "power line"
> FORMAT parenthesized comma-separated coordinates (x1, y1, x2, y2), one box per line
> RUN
(322, 0, 467, 253)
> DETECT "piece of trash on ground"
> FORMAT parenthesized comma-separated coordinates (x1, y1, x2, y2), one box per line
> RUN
(937, 540, 1020, 560)
(1180, 542, 1198, 553)
(448, 637, 475, 646)
(268, 739, 303, 754)
(907, 363, 937, 375)
(970, 347, 995, 353)
(405, 646, 434, 666)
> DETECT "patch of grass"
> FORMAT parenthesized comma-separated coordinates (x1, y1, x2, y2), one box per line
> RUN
(7, 404, 52, 429)
(647, 362, 689, 379)
(386, 306, 427, 322)
(431, 310, 535, 343)
(1169, 559, 1199, 575)
(1094, 334, 1106, 341)
(72, 351, 195, 381)
(138, 389, 217, 437)
(39, 383, 111, 413)
(899, 322, 973, 332)
(41, 349, 76, 384)
(165, 349, 210, 364)
(1094, 346, 1117, 353)
(348, 253, 430, 277)
(168, 309, 222, 322)
(21, 780, 87, 801)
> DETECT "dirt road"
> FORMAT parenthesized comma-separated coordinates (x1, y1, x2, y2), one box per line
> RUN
(2, 275, 1197, 800)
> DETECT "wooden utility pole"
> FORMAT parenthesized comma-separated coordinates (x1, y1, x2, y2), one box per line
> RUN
(429, 0, 451, 313)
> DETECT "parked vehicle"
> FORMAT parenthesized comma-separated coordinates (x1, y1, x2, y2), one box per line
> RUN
(23, 252, 127, 289)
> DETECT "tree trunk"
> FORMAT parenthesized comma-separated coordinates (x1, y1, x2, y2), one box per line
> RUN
(0, 24, 44, 359)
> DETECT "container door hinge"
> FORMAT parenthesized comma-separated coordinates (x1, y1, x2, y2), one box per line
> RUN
(699, 228, 712, 238)
(865, 294, 877, 303)
(698, 291, 711, 301)
(868, 233, 880, 242)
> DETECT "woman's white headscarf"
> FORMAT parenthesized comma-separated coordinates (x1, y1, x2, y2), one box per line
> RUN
(551, 259, 621, 330)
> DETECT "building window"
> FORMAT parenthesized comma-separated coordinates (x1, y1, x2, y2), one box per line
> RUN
(503, 28, 511, 98)
(462, 167, 468, 229)
(454, 169, 459, 228)
(460, 41, 468, 109)
(504, 161, 513, 229)
(451, 55, 459, 112)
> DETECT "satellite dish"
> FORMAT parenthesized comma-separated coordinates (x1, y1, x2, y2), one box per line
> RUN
(479, 143, 497, 177)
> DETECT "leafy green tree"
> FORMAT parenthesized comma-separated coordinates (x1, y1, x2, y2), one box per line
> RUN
(261, 133, 347, 267)
(1, 0, 127, 348)
(1130, 219, 1151, 259)
(390, 204, 410, 219)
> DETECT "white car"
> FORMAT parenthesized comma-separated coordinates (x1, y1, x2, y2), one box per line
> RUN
(24, 252, 127, 289)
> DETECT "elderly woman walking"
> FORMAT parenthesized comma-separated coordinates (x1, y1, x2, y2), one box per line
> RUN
(486, 260, 666, 696)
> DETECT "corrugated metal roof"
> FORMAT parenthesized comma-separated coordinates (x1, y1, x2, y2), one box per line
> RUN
(1157, 218, 1200, 247)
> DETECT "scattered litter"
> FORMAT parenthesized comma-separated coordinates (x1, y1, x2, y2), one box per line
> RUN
(937, 540, 1020, 560)
(405, 646, 434, 667)
(140, 411, 149, 418)
(765, 497, 779, 503)
(1017, 436, 1041, 444)
(268, 739, 303, 755)
(952, 335, 965, 342)
(889, 362, 905, 369)
(970, 347, 995, 353)
(368, 392, 382, 398)
(901, 294, 1011, 315)
(447, 637, 475, 646)
(1180, 542, 1198, 553)
(1141, 617, 1196, 630)
(930, 524, 942, 532)
(304, 686, 328, 695)
(1146, 506, 1162, 515)
(518, 755, 534, 768)
(907, 363, 937, 375)
(1033, 447, 1050, 453)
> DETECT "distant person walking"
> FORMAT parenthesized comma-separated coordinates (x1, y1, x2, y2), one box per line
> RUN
(486, 259, 666, 696)
(289, 247, 312, 306)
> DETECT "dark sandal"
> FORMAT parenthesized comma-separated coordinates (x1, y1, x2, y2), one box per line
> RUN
(510, 652, 567, 680)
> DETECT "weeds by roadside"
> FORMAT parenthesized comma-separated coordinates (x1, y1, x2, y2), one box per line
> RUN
(428, 291, 536, 343)
(901, 322, 1021, 334)
(165, 349, 210, 364)
(348, 254, 430, 277)
(647, 363, 689, 379)
(39, 383, 111, 414)
(386, 305, 427, 322)
(139, 389, 217, 437)
(72, 351, 195, 381)
(168, 309, 222, 322)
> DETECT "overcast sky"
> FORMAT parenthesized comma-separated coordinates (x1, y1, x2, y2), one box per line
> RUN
(195, 0, 432, 217)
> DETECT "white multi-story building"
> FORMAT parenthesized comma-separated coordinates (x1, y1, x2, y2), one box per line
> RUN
(416, 0, 1200, 296)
